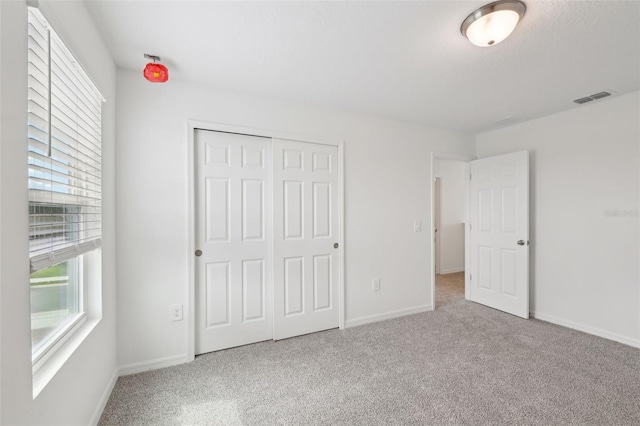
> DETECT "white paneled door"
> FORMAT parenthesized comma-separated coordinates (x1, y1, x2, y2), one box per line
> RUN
(273, 139, 340, 340)
(195, 130, 272, 354)
(468, 151, 529, 318)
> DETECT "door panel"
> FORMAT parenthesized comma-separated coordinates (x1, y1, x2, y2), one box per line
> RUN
(242, 259, 264, 321)
(205, 178, 230, 241)
(205, 262, 230, 327)
(274, 139, 339, 340)
(195, 130, 272, 354)
(313, 255, 332, 310)
(284, 181, 303, 239)
(313, 183, 331, 238)
(242, 179, 264, 240)
(284, 257, 304, 316)
(469, 151, 529, 318)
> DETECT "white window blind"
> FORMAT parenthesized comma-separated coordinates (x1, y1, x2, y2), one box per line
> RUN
(28, 9, 104, 273)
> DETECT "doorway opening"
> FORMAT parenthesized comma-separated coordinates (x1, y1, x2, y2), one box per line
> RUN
(431, 155, 472, 309)
(433, 176, 464, 306)
(430, 151, 530, 317)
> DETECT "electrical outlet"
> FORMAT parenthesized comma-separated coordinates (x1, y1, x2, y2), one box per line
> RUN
(414, 220, 422, 232)
(170, 304, 183, 322)
(372, 278, 381, 292)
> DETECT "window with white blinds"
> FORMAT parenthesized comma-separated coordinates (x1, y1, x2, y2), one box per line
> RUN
(28, 9, 104, 273)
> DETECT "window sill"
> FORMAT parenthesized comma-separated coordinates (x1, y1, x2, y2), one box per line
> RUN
(32, 316, 101, 399)
(32, 312, 87, 366)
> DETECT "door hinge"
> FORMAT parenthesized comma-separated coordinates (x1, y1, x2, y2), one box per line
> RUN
(469, 274, 472, 280)
(469, 224, 472, 230)
(469, 173, 472, 180)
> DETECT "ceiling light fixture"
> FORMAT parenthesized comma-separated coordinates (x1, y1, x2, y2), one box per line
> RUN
(143, 54, 169, 83)
(461, 0, 526, 47)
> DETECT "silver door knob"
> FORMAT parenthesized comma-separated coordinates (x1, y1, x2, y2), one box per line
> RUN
(195, 249, 203, 256)
(517, 240, 525, 246)
(334, 243, 339, 249)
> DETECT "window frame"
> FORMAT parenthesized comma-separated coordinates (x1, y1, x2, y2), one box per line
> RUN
(27, 6, 104, 373)
(31, 256, 87, 369)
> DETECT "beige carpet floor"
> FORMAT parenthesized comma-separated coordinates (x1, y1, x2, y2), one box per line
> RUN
(100, 274, 640, 425)
(435, 272, 465, 307)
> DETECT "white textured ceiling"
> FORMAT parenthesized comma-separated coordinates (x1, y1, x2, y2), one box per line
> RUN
(85, 0, 640, 132)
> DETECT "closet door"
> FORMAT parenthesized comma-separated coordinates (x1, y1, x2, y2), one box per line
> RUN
(273, 139, 340, 340)
(194, 130, 272, 354)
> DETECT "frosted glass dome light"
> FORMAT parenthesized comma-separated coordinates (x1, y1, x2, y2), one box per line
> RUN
(461, 1, 526, 47)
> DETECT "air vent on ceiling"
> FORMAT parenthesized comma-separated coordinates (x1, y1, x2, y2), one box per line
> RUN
(490, 116, 522, 127)
(573, 97, 594, 105)
(573, 90, 614, 104)
(590, 91, 611, 100)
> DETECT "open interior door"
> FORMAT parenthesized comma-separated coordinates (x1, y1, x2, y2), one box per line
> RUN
(468, 151, 529, 318)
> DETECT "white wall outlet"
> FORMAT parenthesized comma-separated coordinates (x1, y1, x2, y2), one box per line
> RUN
(170, 304, 183, 321)
(414, 220, 422, 232)
(372, 278, 381, 292)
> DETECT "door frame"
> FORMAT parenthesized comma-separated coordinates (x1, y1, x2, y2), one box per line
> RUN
(186, 120, 345, 361)
(433, 177, 441, 275)
(430, 152, 475, 308)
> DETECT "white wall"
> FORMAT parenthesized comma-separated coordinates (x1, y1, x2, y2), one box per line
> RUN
(476, 91, 640, 347)
(115, 68, 475, 368)
(433, 159, 467, 274)
(0, 1, 117, 424)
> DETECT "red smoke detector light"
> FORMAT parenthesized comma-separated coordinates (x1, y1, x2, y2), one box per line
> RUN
(143, 54, 169, 83)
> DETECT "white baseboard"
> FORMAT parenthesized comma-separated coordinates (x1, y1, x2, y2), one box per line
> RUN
(118, 353, 189, 376)
(438, 267, 464, 275)
(530, 311, 640, 349)
(89, 368, 118, 426)
(345, 304, 433, 328)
